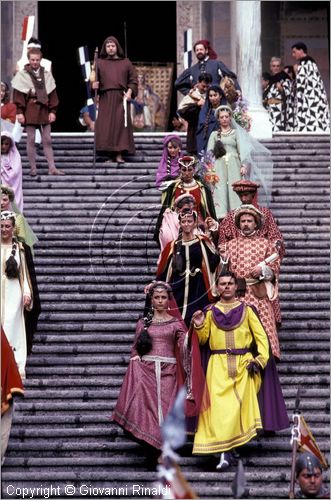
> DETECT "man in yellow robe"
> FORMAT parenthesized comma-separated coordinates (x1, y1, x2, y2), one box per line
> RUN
(191, 271, 269, 470)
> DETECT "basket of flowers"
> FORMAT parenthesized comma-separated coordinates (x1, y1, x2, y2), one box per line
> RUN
(197, 151, 219, 193)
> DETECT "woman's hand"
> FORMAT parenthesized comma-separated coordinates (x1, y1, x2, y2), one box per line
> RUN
(92, 81, 99, 90)
(23, 294, 31, 308)
(205, 217, 218, 231)
(192, 310, 205, 327)
(17, 114, 25, 125)
(240, 165, 248, 176)
(124, 89, 132, 100)
(48, 112, 56, 123)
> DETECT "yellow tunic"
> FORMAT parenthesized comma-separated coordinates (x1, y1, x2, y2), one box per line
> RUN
(192, 301, 269, 454)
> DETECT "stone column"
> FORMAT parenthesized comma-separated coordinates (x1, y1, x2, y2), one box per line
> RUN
(1, 1, 38, 85)
(13, 1, 38, 69)
(234, 1, 272, 138)
(176, 1, 203, 106)
(176, 1, 203, 78)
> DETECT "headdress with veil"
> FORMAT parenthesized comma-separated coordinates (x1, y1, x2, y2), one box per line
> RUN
(155, 134, 183, 187)
(1, 184, 39, 253)
(214, 106, 274, 207)
(1, 131, 23, 212)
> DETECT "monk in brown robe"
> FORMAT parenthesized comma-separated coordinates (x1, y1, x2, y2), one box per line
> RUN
(92, 36, 138, 164)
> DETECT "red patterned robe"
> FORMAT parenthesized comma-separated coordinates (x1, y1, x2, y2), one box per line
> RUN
(225, 234, 281, 359)
(218, 205, 284, 326)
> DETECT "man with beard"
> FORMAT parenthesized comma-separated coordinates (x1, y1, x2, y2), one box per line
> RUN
(175, 40, 240, 96)
(92, 36, 138, 164)
(219, 205, 281, 360)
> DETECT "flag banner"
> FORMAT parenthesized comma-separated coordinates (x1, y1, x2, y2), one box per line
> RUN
(77, 46, 95, 114)
(183, 29, 192, 70)
(21, 16, 34, 41)
(78, 46, 91, 81)
(298, 416, 328, 469)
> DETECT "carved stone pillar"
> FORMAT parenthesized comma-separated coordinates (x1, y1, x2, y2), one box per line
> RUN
(176, 1, 203, 78)
(234, 1, 272, 138)
(1, 1, 38, 85)
(13, 1, 38, 68)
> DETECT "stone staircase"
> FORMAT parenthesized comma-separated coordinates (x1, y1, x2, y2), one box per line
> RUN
(1, 133, 329, 499)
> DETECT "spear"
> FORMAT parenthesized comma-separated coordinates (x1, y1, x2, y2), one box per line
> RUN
(91, 46, 99, 169)
(289, 386, 302, 498)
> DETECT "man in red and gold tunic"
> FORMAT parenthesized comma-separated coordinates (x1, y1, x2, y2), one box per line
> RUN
(218, 180, 284, 328)
(218, 180, 285, 259)
(219, 205, 281, 359)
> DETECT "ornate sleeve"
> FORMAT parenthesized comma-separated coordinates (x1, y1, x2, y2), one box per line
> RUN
(131, 318, 145, 357)
(175, 319, 187, 347)
(193, 310, 211, 346)
(218, 213, 235, 246)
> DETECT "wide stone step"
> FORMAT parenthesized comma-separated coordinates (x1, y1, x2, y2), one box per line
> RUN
(5, 134, 329, 500)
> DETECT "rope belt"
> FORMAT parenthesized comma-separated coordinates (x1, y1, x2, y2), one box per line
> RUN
(211, 348, 250, 355)
(141, 355, 176, 425)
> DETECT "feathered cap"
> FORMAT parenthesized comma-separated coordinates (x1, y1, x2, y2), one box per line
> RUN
(234, 204, 264, 229)
(232, 180, 260, 193)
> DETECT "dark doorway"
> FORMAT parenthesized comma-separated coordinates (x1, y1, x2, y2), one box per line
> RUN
(38, 1, 177, 131)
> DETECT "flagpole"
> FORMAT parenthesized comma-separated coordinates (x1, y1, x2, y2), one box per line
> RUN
(92, 47, 98, 169)
(289, 412, 300, 498)
(289, 387, 302, 499)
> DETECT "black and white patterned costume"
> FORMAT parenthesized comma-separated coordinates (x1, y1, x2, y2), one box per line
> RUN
(264, 72, 293, 132)
(292, 56, 330, 132)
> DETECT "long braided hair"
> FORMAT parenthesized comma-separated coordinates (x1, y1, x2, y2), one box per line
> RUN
(214, 131, 227, 159)
(172, 209, 198, 273)
(166, 138, 181, 177)
(1, 212, 19, 279)
(135, 282, 172, 356)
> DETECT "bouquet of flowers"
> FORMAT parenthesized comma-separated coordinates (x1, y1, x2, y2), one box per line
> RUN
(197, 150, 219, 193)
(232, 97, 252, 132)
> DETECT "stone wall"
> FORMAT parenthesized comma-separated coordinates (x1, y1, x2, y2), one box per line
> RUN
(1, 1, 38, 87)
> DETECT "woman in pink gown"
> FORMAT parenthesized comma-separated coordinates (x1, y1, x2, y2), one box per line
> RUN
(112, 281, 187, 450)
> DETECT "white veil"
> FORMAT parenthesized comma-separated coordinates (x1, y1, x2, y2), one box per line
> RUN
(231, 118, 274, 207)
